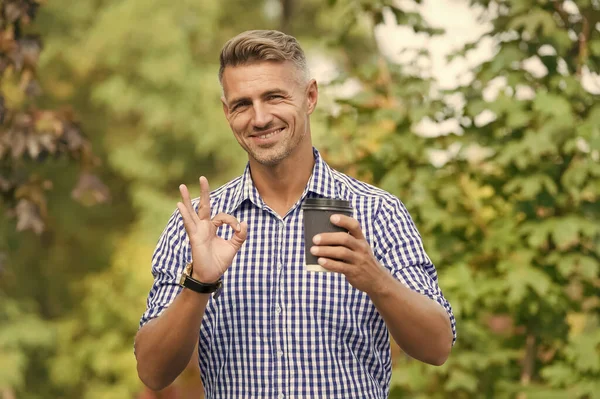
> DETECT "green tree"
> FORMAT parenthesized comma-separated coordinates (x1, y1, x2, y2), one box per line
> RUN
(0, 1, 397, 398)
(0, 1, 110, 397)
(322, 0, 600, 398)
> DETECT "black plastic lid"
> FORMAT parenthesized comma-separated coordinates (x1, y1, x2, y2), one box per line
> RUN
(302, 198, 352, 210)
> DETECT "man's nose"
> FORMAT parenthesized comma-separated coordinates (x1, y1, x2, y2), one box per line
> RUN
(251, 103, 274, 129)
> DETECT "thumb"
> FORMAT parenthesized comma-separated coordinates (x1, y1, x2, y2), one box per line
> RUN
(229, 220, 248, 249)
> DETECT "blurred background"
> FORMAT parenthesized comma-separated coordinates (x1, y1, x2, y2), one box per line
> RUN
(1, 0, 599, 398)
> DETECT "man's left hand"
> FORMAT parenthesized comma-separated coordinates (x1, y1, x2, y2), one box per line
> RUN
(309, 214, 389, 294)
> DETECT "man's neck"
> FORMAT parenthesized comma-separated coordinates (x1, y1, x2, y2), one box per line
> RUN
(249, 146, 315, 217)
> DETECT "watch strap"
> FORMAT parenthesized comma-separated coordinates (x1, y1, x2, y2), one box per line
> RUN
(179, 264, 223, 299)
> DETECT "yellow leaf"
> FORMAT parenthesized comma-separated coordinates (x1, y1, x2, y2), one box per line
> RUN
(567, 313, 587, 337)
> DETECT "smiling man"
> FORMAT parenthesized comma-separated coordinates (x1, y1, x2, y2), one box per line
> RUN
(134, 30, 456, 399)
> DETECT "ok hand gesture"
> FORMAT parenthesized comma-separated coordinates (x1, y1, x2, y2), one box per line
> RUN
(177, 176, 248, 283)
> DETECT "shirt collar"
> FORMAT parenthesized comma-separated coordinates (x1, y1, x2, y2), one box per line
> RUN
(225, 147, 338, 214)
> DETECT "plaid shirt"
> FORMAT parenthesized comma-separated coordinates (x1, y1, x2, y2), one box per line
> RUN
(140, 148, 456, 399)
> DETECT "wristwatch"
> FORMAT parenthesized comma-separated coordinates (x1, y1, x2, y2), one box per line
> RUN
(179, 262, 223, 299)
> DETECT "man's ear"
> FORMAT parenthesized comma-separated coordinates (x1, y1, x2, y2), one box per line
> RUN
(306, 79, 318, 115)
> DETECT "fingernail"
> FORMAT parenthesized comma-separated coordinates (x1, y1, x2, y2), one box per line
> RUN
(331, 215, 340, 223)
(236, 223, 241, 231)
(313, 235, 321, 244)
(310, 246, 318, 254)
(318, 258, 327, 265)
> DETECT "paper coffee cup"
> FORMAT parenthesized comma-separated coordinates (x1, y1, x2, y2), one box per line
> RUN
(302, 198, 354, 272)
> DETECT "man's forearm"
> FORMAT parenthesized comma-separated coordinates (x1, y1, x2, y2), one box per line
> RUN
(134, 289, 209, 390)
(368, 270, 453, 366)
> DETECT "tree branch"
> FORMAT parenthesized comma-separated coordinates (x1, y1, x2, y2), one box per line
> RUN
(552, 0, 570, 28)
(516, 333, 537, 399)
(577, 15, 590, 77)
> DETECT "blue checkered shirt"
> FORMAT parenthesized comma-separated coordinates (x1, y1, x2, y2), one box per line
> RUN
(140, 148, 456, 399)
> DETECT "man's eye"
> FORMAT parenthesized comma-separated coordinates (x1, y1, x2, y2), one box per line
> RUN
(232, 103, 248, 111)
(268, 95, 282, 100)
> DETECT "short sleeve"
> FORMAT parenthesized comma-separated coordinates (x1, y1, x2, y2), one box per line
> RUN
(372, 197, 457, 345)
(139, 208, 189, 329)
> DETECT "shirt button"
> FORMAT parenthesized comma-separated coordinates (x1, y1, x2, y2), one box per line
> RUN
(275, 305, 281, 314)
(277, 263, 282, 270)
(277, 350, 283, 358)
(278, 394, 284, 399)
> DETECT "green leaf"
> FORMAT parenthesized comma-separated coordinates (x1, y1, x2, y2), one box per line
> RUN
(578, 256, 599, 281)
(556, 254, 577, 277)
(508, 9, 557, 37)
(505, 266, 552, 304)
(552, 218, 580, 250)
(525, 224, 551, 248)
(520, 386, 571, 399)
(506, 110, 531, 128)
(533, 91, 572, 118)
(590, 39, 600, 57)
(444, 369, 478, 392)
(565, 332, 600, 372)
(541, 363, 578, 386)
(0, 350, 26, 388)
(503, 174, 557, 199)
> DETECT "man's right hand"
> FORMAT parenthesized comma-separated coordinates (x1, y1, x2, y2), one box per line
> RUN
(177, 176, 248, 283)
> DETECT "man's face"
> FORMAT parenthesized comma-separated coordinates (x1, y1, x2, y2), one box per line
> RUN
(221, 61, 318, 166)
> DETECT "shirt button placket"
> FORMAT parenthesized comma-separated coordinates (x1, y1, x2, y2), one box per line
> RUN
(277, 221, 283, 273)
(275, 219, 285, 396)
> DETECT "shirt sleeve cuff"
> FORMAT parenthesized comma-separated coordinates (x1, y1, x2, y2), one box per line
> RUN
(392, 267, 457, 345)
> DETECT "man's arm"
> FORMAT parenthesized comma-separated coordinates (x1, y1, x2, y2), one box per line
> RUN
(136, 178, 247, 390)
(311, 229, 453, 365)
(309, 199, 455, 366)
(366, 268, 453, 365)
(135, 290, 210, 390)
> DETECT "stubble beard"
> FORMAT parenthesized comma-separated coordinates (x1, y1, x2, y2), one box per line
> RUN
(247, 127, 306, 167)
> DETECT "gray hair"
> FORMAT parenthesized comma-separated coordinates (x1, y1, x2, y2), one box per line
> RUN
(218, 30, 310, 84)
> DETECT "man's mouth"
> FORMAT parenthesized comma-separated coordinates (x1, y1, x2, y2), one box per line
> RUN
(253, 127, 284, 140)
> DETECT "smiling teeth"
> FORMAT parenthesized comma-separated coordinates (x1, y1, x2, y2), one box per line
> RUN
(258, 128, 283, 139)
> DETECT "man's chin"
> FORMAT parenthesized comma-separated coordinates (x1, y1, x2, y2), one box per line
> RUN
(249, 147, 288, 166)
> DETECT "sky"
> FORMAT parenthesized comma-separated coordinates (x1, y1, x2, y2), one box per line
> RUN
(376, 0, 599, 93)
(310, 0, 600, 162)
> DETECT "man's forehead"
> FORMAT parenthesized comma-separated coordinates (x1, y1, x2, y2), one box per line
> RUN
(222, 61, 302, 99)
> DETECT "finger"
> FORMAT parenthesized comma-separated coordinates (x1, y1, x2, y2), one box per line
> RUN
(177, 202, 196, 235)
(197, 176, 211, 220)
(316, 257, 348, 274)
(229, 220, 248, 249)
(212, 213, 241, 232)
(330, 214, 365, 240)
(313, 231, 360, 250)
(179, 184, 199, 223)
(310, 245, 356, 263)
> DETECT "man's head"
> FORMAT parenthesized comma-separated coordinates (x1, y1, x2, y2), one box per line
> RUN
(219, 30, 318, 167)
(219, 30, 310, 85)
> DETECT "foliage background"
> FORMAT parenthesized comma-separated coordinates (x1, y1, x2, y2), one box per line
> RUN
(0, 0, 598, 398)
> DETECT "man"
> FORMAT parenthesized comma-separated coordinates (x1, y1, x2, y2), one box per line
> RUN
(135, 30, 456, 398)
